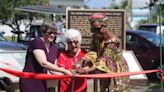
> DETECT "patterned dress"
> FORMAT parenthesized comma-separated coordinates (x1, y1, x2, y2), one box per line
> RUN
(94, 41, 130, 92)
(88, 13, 130, 92)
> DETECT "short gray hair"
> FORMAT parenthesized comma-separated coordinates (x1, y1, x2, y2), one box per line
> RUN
(40, 21, 57, 34)
(64, 29, 82, 44)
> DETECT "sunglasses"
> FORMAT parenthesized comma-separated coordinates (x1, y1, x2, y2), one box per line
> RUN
(46, 31, 59, 35)
(68, 40, 79, 44)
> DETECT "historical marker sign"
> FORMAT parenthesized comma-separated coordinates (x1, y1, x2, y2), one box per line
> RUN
(66, 9, 126, 51)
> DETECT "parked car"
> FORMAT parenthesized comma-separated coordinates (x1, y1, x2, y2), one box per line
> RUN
(22, 22, 65, 43)
(126, 30, 164, 79)
(126, 30, 164, 69)
(138, 24, 164, 36)
(20, 22, 66, 51)
(0, 31, 27, 50)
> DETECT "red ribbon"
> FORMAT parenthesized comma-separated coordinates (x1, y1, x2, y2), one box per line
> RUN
(0, 68, 71, 80)
(0, 68, 164, 82)
(162, 72, 164, 82)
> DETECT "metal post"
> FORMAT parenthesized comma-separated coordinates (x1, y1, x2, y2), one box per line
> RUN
(129, 0, 133, 22)
(94, 36, 100, 92)
(158, 1, 164, 91)
(94, 79, 98, 92)
(71, 75, 75, 92)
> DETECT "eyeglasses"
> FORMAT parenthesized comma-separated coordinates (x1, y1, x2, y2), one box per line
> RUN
(68, 40, 79, 44)
(46, 31, 58, 35)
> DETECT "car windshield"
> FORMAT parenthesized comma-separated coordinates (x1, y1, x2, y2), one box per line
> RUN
(140, 33, 164, 47)
(138, 26, 157, 33)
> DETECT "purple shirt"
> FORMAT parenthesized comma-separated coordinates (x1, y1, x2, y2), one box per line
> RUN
(20, 38, 58, 92)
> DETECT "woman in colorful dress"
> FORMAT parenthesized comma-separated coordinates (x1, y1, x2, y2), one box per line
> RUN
(76, 13, 130, 92)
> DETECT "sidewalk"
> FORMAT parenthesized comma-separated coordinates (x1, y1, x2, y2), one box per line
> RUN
(0, 79, 161, 92)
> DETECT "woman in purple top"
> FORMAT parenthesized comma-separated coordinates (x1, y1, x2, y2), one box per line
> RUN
(19, 22, 72, 92)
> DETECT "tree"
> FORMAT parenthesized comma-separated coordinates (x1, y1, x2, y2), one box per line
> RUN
(0, 0, 48, 42)
(143, 0, 164, 24)
(155, 2, 164, 24)
(109, 0, 131, 29)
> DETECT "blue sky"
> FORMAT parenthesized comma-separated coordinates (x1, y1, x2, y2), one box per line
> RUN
(84, 0, 112, 8)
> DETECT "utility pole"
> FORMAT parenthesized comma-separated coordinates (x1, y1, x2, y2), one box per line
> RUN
(149, 0, 156, 24)
(154, 0, 164, 91)
(129, 0, 133, 22)
(157, 1, 164, 92)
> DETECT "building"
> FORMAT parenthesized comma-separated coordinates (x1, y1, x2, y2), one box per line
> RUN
(49, 0, 85, 8)
(49, 0, 150, 22)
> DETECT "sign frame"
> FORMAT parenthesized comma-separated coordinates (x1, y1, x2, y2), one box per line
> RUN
(66, 9, 126, 50)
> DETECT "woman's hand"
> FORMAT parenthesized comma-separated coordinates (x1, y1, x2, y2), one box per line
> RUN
(49, 70, 64, 75)
(63, 69, 74, 75)
(75, 66, 90, 74)
(108, 35, 117, 43)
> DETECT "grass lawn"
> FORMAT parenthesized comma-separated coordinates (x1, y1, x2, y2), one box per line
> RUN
(4, 36, 17, 42)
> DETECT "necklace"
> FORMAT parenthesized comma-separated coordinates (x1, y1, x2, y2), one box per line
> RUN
(40, 37, 50, 53)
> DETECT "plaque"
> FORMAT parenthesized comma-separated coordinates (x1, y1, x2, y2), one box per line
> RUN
(66, 9, 126, 51)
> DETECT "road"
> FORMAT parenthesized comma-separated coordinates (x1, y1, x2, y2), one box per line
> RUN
(0, 79, 162, 92)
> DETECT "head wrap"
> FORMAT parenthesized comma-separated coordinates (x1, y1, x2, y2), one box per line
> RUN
(89, 13, 108, 28)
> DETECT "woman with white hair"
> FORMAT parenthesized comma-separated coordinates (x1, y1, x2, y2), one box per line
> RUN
(57, 29, 87, 92)
(64, 28, 82, 51)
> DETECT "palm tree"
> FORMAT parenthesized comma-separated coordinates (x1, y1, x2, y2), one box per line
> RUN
(142, 0, 164, 24)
